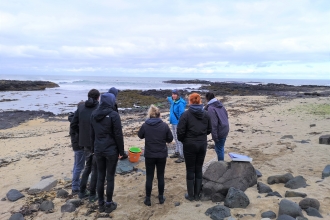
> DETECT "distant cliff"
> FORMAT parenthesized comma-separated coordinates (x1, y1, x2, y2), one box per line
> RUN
(0, 80, 59, 91)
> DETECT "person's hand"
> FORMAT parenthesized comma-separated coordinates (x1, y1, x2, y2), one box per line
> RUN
(118, 154, 123, 159)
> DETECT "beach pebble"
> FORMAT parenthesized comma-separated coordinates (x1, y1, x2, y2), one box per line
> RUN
(299, 198, 320, 210)
(257, 182, 273, 193)
(6, 189, 25, 202)
(322, 164, 330, 179)
(195, 204, 201, 207)
(261, 211, 276, 219)
(66, 199, 83, 207)
(267, 173, 293, 184)
(8, 213, 24, 220)
(319, 135, 330, 145)
(1, 197, 6, 201)
(224, 187, 250, 208)
(224, 217, 236, 220)
(255, 169, 262, 177)
(205, 205, 231, 220)
(281, 135, 293, 139)
(56, 189, 69, 198)
(278, 199, 304, 218)
(40, 200, 54, 212)
(284, 176, 307, 189)
(304, 207, 323, 218)
(30, 203, 40, 212)
(174, 202, 180, 206)
(61, 202, 76, 213)
(277, 215, 295, 220)
(41, 175, 54, 180)
(285, 191, 307, 198)
(266, 191, 282, 198)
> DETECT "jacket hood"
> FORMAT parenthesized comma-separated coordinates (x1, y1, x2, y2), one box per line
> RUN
(85, 98, 99, 108)
(92, 93, 116, 121)
(175, 97, 186, 104)
(209, 99, 223, 108)
(145, 118, 162, 126)
(108, 87, 119, 97)
(189, 104, 204, 119)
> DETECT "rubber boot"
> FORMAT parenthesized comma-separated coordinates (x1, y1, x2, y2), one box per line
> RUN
(185, 179, 195, 201)
(144, 196, 151, 206)
(194, 178, 202, 201)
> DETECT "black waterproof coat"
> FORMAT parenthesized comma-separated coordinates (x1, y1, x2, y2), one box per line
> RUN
(138, 118, 173, 158)
(68, 112, 81, 151)
(90, 93, 124, 156)
(177, 104, 212, 144)
(70, 98, 99, 150)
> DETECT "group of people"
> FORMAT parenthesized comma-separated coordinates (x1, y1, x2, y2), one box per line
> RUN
(68, 87, 229, 213)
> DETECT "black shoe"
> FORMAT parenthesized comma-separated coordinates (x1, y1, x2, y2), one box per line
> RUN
(89, 194, 98, 203)
(105, 201, 117, 213)
(78, 190, 90, 199)
(175, 157, 185, 163)
(72, 190, 79, 196)
(170, 152, 179, 158)
(158, 195, 166, 204)
(144, 196, 151, 206)
(185, 179, 195, 201)
(99, 202, 105, 213)
(194, 178, 202, 201)
(120, 153, 128, 160)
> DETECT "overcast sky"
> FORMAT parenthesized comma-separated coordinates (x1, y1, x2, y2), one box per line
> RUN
(0, 0, 329, 79)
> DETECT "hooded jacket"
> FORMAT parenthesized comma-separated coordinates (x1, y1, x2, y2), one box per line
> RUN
(177, 104, 212, 143)
(70, 98, 99, 150)
(167, 97, 186, 125)
(205, 98, 229, 142)
(138, 118, 173, 158)
(108, 87, 119, 112)
(90, 93, 124, 156)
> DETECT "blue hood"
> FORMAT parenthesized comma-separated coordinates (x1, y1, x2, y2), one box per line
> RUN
(189, 104, 204, 119)
(108, 87, 119, 97)
(145, 118, 162, 126)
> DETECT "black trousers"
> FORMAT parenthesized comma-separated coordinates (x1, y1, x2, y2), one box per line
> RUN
(183, 140, 207, 180)
(95, 154, 118, 204)
(80, 148, 98, 195)
(145, 157, 167, 197)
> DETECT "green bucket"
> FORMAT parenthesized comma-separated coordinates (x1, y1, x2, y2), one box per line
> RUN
(129, 147, 141, 153)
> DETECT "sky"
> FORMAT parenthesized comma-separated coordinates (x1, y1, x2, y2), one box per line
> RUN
(0, 0, 329, 79)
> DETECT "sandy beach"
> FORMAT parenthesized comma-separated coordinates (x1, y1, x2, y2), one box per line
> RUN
(1, 95, 330, 220)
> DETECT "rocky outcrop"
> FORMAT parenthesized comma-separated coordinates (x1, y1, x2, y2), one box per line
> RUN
(0, 80, 59, 91)
(201, 161, 257, 202)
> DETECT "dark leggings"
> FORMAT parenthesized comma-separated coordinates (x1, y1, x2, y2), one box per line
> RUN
(183, 141, 207, 180)
(95, 154, 118, 204)
(145, 157, 167, 197)
(80, 149, 98, 195)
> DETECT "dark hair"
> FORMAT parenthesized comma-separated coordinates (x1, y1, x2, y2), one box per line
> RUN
(88, 89, 100, 100)
(205, 92, 215, 102)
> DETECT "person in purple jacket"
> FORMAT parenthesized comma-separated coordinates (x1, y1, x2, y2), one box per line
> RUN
(205, 92, 229, 161)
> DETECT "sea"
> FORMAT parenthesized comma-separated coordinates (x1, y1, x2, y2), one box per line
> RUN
(1, 74, 330, 115)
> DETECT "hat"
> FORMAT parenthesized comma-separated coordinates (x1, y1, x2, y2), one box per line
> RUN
(172, 89, 179, 95)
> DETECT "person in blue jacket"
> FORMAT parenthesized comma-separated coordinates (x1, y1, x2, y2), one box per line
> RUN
(167, 89, 186, 163)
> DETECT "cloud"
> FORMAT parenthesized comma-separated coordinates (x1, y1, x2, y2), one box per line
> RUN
(0, 0, 329, 78)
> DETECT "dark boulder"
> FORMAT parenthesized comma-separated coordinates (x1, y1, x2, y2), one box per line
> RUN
(261, 210, 276, 219)
(212, 193, 225, 203)
(61, 203, 76, 213)
(266, 191, 282, 198)
(322, 164, 330, 179)
(224, 187, 250, 208)
(304, 207, 323, 218)
(255, 169, 262, 177)
(277, 214, 296, 220)
(205, 205, 231, 220)
(285, 191, 307, 198)
(284, 176, 307, 189)
(267, 173, 294, 184)
(319, 135, 330, 145)
(278, 199, 304, 218)
(40, 200, 54, 212)
(299, 198, 320, 210)
(6, 189, 25, 202)
(9, 213, 24, 220)
(56, 189, 69, 198)
(257, 182, 273, 193)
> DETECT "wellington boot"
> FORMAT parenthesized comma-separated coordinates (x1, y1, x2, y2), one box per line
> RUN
(185, 179, 195, 201)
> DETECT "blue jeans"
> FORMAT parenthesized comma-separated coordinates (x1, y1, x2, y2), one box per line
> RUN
(72, 150, 85, 191)
(215, 138, 226, 161)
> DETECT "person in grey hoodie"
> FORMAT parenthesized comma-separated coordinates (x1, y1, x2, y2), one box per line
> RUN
(205, 92, 229, 161)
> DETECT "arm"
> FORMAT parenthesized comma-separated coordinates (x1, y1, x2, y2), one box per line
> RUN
(209, 108, 219, 141)
(137, 124, 145, 139)
(112, 112, 125, 156)
(167, 96, 173, 104)
(166, 124, 174, 143)
(177, 112, 187, 142)
(90, 121, 95, 153)
(207, 113, 212, 136)
(70, 110, 79, 133)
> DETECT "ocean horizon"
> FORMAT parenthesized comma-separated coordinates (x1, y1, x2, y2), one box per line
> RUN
(1, 74, 330, 114)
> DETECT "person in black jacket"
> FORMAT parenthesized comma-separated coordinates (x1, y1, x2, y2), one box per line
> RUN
(177, 93, 212, 201)
(138, 105, 173, 206)
(70, 89, 100, 201)
(90, 92, 125, 213)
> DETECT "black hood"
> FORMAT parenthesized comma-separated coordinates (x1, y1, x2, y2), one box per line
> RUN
(145, 118, 162, 126)
(210, 100, 223, 108)
(92, 93, 116, 121)
(108, 87, 119, 97)
(189, 104, 204, 119)
(85, 98, 99, 108)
